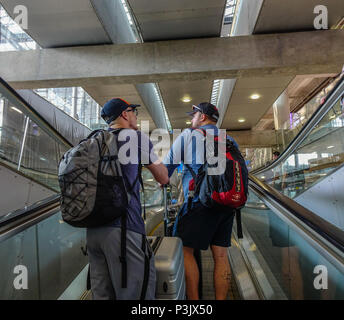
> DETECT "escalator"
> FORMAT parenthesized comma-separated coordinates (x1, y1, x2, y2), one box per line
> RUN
(0, 77, 89, 299)
(229, 75, 344, 299)
(229, 175, 344, 300)
(0, 77, 71, 217)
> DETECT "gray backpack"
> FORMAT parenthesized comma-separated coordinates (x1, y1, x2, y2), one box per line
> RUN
(58, 129, 131, 228)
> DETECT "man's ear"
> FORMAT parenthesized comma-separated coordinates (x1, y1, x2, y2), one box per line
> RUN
(121, 111, 128, 121)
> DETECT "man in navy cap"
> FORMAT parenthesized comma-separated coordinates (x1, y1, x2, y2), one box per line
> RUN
(87, 98, 169, 300)
(164, 102, 238, 300)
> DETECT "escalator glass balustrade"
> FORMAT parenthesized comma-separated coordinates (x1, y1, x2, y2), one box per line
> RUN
(236, 188, 344, 300)
(255, 79, 344, 230)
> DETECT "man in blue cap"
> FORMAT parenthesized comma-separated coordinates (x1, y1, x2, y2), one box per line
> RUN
(87, 98, 169, 300)
(164, 102, 239, 300)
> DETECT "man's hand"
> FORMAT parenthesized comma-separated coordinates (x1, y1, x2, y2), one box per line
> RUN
(159, 181, 170, 189)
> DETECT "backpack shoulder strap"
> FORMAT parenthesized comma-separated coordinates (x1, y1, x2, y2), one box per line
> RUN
(109, 128, 125, 135)
(184, 164, 197, 180)
(191, 128, 207, 137)
(86, 129, 104, 139)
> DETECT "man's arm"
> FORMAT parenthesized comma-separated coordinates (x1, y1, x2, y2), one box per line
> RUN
(146, 162, 169, 185)
(138, 131, 169, 185)
(163, 129, 190, 177)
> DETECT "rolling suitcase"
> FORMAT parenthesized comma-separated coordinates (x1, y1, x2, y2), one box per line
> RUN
(147, 236, 186, 300)
(146, 185, 185, 300)
(163, 185, 203, 299)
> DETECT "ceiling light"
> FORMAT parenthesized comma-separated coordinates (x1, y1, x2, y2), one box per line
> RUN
(11, 107, 23, 114)
(186, 121, 191, 125)
(238, 118, 246, 123)
(250, 94, 261, 100)
(182, 97, 191, 103)
(327, 145, 334, 149)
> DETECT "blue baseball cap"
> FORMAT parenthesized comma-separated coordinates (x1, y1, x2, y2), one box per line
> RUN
(101, 98, 140, 124)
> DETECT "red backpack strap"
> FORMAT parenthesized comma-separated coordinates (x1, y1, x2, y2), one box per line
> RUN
(193, 128, 207, 137)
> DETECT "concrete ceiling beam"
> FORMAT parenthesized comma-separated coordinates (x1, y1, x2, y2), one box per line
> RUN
(1, 30, 343, 89)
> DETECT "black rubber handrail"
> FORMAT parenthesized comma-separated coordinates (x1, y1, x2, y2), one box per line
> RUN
(249, 174, 344, 253)
(252, 75, 344, 175)
(0, 195, 61, 243)
(0, 194, 60, 227)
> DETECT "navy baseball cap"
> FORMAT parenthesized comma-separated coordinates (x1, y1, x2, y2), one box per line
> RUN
(186, 102, 219, 121)
(101, 98, 140, 124)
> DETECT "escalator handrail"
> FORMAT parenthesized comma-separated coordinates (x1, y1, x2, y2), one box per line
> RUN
(0, 158, 59, 192)
(0, 194, 60, 243)
(252, 75, 344, 175)
(0, 77, 73, 148)
(249, 174, 344, 253)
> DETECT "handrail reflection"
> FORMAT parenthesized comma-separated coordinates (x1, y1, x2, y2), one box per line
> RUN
(249, 174, 344, 253)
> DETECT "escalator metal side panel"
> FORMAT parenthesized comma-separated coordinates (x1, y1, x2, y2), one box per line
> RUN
(227, 235, 260, 300)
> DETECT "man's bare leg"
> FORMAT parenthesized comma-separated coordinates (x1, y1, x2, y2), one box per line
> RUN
(211, 245, 231, 300)
(183, 246, 199, 300)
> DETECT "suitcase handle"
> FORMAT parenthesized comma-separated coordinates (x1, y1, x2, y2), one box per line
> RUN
(162, 184, 170, 236)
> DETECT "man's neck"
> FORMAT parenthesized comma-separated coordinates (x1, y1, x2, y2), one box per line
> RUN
(199, 120, 216, 127)
(110, 123, 130, 130)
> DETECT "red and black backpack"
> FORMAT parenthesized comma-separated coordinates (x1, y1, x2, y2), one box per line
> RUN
(185, 128, 248, 211)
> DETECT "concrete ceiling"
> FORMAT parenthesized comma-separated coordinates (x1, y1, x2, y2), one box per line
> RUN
(250, 74, 337, 131)
(0, 0, 111, 47)
(158, 80, 213, 129)
(83, 84, 156, 130)
(220, 0, 343, 132)
(1, 0, 226, 131)
(286, 74, 336, 113)
(221, 76, 294, 130)
(2, 0, 340, 133)
(128, 0, 226, 41)
(254, 0, 344, 34)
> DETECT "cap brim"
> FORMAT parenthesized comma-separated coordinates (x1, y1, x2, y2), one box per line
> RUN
(186, 111, 196, 116)
(129, 104, 141, 108)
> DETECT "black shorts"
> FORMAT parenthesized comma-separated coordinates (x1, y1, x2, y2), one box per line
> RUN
(176, 202, 235, 250)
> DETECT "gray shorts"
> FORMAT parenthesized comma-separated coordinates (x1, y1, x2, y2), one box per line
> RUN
(86, 226, 156, 300)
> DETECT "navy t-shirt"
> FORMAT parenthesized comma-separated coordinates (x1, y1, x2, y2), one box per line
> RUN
(108, 128, 158, 235)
